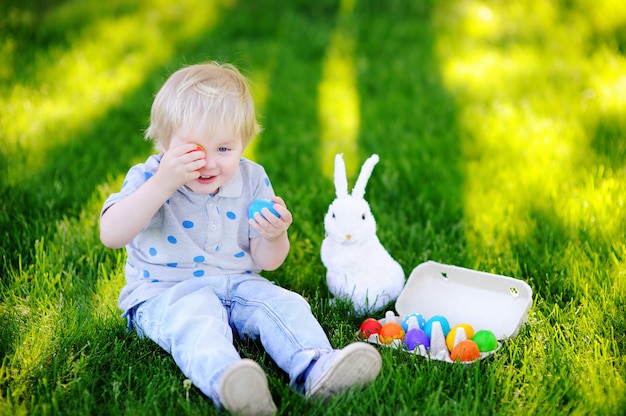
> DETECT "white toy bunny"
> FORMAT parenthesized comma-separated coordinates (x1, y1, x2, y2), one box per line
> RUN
(321, 153, 405, 315)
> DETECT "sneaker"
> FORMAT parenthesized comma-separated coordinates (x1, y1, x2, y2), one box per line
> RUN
(219, 359, 277, 416)
(305, 342, 382, 400)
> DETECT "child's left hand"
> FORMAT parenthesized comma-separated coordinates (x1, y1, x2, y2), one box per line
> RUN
(249, 196, 292, 241)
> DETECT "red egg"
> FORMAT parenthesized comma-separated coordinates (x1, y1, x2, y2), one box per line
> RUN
(359, 318, 382, 339)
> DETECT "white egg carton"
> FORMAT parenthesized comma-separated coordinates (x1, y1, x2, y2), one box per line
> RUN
(359, 261, 533, 363)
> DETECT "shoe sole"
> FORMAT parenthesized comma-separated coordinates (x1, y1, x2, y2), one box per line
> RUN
(219, 359, 277, 416)
(307, 342, 382, 400)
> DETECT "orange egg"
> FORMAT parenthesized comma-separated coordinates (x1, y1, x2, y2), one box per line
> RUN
(186, 144, 205, 153)
(188, 144, 205, 171)
(378, 322, 405, 345)
(445, 323, 475, 352)
(450, 339, 480, 362)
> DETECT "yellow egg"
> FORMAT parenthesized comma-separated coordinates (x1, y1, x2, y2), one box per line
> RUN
(445, 323, 475, 352)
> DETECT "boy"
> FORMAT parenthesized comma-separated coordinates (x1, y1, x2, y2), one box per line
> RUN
(99, 61, 381, 415)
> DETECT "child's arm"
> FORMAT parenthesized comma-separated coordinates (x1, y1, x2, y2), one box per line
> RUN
(249, 196, 293, 270)
(100, 143, 205, 249)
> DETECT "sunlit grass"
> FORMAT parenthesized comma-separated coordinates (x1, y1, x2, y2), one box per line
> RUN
(435, 0, 626, 258)
(435, 0, 626, 410)
(1, 0, 230, 184)
(2, 0, 626, 414)
(318, 0, 359, 178)
(0, 176, 123, 404)
(244, 56, 277, 161)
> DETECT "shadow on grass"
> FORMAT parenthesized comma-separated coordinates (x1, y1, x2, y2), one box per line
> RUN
(510, 204, 582, 307)
(590, 113, 626, 171)
(353, 0, 467, 270)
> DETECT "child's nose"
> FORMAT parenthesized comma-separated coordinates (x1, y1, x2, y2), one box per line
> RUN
(202, 154, 217, 169)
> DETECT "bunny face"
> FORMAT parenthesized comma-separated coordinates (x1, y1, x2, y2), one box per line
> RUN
(324, 195, 377, 245)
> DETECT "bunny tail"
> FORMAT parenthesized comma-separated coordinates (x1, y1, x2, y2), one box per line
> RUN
(334, 153, 349, 198)
(351, 154, 379, 199)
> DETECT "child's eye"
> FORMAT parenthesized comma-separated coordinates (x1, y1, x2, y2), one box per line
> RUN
(218, 147, 229, 152)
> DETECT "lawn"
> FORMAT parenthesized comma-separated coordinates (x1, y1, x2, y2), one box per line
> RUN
(1, 0, 625, 414)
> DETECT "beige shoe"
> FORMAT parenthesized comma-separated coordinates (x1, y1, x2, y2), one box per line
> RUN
(219, 359, 277, 416)
(305, 342, 382, 400)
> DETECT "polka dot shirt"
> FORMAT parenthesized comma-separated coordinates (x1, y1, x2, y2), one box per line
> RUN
(101, 154, 276, 314)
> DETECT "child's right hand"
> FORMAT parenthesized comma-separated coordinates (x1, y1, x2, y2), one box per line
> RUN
(153, 143, 206, 193)
(100, 143, 206, 249)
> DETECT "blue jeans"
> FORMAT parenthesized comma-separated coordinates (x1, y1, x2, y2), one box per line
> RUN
(132, 274, 333, 405)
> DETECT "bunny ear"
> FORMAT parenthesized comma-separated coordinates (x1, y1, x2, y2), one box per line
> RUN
(351, 154, 379, 199)
(334, 153, 349, 198)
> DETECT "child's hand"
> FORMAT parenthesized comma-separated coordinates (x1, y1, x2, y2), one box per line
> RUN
(249, 196, 292, 270)
(249, 196, 293, 241)
(154, 143, 206, 193)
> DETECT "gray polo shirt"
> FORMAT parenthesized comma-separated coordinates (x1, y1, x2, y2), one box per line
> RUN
(102, 154, 275, 314)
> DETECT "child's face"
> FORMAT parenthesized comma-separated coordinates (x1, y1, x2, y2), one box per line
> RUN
(167, 124, 244, 195)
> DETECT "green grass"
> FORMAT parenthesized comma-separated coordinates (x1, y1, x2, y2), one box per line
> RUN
(2, 0, 626, 414)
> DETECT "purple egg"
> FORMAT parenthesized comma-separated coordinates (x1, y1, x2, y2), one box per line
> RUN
(405, 328, 430, 351)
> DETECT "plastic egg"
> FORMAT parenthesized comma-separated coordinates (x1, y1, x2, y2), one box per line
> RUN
(188, 144, 205, 170)
(401, 313, 426, 332)
(424, 315, 450, 339)
(450, 339, 481, 362)
(445, 323, 475, 352)
(248, 199, 281, 219)
(472, 329, 498, 352)
(378, 322, 405, 345)
(359, 318, 382, 339)
(405, 328, 430, 351)
(186, 144, 205, 154)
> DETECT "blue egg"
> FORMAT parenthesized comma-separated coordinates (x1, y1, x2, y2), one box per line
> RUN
(247, 199, 281, 219)
(401, 313, 426, 332)
(424, 315, 451, 339)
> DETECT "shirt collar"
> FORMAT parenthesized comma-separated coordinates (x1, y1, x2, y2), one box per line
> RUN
(216, 166, 243, 198)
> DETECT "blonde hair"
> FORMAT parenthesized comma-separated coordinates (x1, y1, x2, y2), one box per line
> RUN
(145, 61, 261, 149)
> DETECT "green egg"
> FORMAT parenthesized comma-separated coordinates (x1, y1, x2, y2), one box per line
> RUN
(472, 329, 498, 352)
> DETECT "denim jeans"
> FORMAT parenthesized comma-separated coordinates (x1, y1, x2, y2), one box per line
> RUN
(132, 273, 333, 405)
